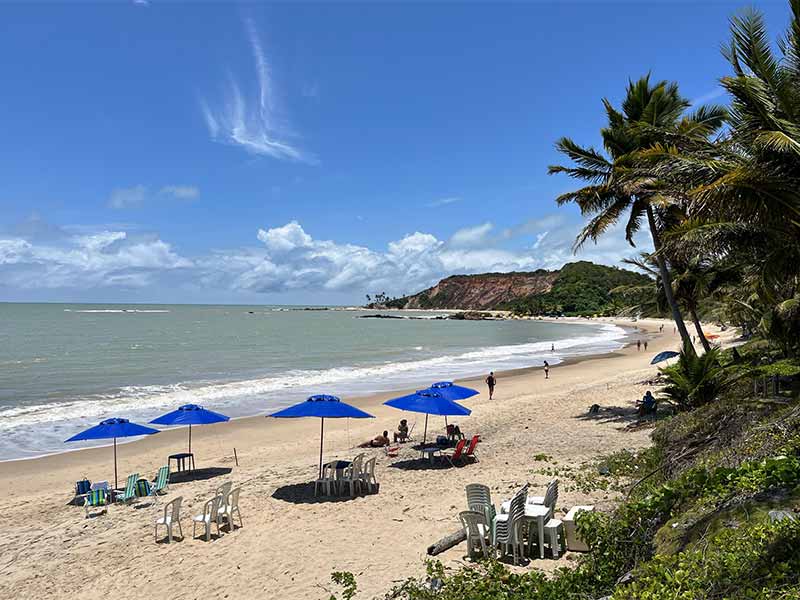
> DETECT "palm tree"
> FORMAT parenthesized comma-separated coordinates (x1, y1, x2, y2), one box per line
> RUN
(548, 75, 727, 351)
(644, 2, 800, 357)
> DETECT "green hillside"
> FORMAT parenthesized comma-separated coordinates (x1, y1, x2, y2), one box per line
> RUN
(500, 261, 653, 316)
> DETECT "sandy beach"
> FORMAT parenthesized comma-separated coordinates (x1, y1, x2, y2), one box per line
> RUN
(0, 318, 728, 600)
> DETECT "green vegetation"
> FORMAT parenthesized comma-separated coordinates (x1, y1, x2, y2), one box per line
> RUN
(659, 341, 735, 410)
(501, 261, 652, 316)
(335, 3, 800, 598)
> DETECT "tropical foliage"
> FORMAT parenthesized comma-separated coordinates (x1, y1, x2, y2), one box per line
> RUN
(337, 3, 800, 600)
(659, 341, 733, 410)
(501, 261, 652, 316)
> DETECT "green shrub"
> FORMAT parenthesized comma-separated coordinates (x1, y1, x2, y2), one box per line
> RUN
(660, 341, 733, 410)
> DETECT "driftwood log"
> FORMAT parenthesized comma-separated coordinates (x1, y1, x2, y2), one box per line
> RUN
(427, 529, 466, 555)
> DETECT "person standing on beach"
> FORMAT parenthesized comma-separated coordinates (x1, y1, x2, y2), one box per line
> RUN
(644, 340, 648, 351)
(637, 339, 641, 351)
(543, 360, 550, 379)
(485, 372, 496, 399)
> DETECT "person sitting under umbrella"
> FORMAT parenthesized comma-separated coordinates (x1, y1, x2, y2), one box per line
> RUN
(394, 419, 409, 443)
(359, 430, 390, 448)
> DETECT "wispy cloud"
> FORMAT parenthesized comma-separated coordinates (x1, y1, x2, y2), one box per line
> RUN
(109, 184, 200, 209)
(690, 86, 727, 106)
(427, 196, 460, 207)
(108, 185, 148, 209)
(200, 18, 310, 163)
(160, 185, 199, 200)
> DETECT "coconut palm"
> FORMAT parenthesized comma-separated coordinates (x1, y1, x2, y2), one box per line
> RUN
(548, 75, 727, 351)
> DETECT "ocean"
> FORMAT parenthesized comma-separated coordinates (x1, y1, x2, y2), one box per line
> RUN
(0, 303, 628, 460)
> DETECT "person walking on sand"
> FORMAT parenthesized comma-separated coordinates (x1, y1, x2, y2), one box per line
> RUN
(644, 340, 648, 351)
(637, 339, 641, 351)
(485, 372, 496, 399)
(543, 360, 550, 379)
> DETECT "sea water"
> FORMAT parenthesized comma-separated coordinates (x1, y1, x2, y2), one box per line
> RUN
(0, 303, 627, 459)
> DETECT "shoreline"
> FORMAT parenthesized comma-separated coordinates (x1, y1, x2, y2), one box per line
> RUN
(0, 317, 635, 464)
(0, 320, 639, 469)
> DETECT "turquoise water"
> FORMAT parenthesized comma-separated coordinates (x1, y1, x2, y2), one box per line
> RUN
(0, 303, 626, 459)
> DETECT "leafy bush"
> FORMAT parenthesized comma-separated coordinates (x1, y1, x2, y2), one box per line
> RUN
(660, 341, 733, 409)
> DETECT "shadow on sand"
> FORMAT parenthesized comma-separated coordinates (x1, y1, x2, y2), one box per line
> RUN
(575, 405, 666, 428)
(271, 481, 380, 505)
(388, 457, 466, 471)
(169, 466, 233, 484)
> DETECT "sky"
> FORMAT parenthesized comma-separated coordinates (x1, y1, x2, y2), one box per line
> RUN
(0, 0, 791, 305)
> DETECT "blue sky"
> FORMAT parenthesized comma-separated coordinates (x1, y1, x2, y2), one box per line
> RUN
(0, 1, 791, 304)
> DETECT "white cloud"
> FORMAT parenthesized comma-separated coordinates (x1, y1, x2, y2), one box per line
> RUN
(428, 196, 461, 207)
(0, 215, 651, 299)
(449, 222, 494, 247)
(160, 185, 199, 200)
(0, 230, 191, 290)
(108, 185, 147, 209)
(690, 86, 727, 106)
(109, 185, 200, 208)
(200, 19, 310, 162)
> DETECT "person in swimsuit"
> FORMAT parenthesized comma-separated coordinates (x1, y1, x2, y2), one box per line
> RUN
(543, 360, 550, 379)
(485, 372, 496, 399)
(359, 430, 390, 448)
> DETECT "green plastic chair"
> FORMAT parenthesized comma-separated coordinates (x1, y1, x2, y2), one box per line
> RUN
(117, 472, 140, 505)
(150, 466, 170, 501)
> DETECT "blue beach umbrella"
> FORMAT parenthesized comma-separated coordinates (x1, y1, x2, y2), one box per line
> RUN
(150, 403, 229, 455)
(651, 351, 681, 365)
(65, 418, 159, 490)
(269, 395, 374, 477)
(384, 389, 471, 444)
(430, 381, 479, 401)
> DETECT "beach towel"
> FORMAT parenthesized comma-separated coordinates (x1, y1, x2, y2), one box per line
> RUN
(135, 479, 151, 497)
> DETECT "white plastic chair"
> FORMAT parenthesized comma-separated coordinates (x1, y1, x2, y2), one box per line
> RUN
(341, 454, 364, 497)
(192, 495, 222, 541)
(526, 478, 559, 507)
(524, 480, 558, 559)
(215, 481, 232, 499)
(493, 484, 528, 565)
(218, 487, 243, 531)
(315, 463, 338, 497)
(459, 510, 493, 560)
(466, 483, 496, 538)
(360, 456, 378, 493)
(154, 496, 183, 543)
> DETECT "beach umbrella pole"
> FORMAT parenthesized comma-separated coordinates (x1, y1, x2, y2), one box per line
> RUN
(319, 418, 325, 479)
(188, 424, 192, 454)
(423, 414, 429, 445)
(113, 437, 118, 492)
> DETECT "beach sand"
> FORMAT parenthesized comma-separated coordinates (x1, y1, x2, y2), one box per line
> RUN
(0, 318, 730, 600)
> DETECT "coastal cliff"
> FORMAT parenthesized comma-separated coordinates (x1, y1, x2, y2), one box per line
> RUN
(402, 270, 558, 310)
(372, 261, 652, 316)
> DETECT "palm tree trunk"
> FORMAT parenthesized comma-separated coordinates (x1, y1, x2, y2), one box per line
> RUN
(688, 305, 711, 352)
(646, 205, 695, 353)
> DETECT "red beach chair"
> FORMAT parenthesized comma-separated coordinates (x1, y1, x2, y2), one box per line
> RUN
(442, 438, 467, 466)
(464, 435, 480, 462)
